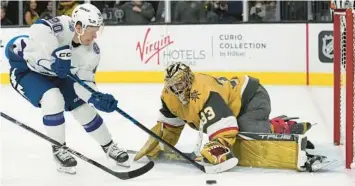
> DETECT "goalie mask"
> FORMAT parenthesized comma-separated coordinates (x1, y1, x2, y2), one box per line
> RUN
(164, 62, 195, 105)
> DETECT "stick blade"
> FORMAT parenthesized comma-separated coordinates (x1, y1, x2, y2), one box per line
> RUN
(111, 161, 154, 180)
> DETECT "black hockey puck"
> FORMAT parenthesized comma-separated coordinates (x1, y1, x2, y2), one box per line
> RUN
(206, 180, 217, 185)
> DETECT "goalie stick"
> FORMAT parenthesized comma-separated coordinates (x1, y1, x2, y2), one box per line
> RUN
(68, 74, 238, 174)
(0, 112, 154, 180)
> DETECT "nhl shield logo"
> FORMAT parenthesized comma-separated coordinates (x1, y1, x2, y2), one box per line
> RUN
(322, 34, 333, 59)
(318, 31, 333, 63)
(93, 42, 100, 54)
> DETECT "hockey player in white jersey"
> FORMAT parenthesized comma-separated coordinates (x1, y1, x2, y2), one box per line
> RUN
(4, 3, 129, 174)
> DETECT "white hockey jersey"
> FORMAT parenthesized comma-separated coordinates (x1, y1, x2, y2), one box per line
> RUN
(8, 15, 100, 102)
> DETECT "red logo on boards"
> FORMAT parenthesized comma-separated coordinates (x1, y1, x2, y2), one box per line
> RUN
(136, 28, 174, 65)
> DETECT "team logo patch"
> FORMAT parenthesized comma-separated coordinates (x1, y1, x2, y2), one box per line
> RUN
(69, 21, 75, 32)
(189, 90, 200, 102)
(93, 42, 100, 54)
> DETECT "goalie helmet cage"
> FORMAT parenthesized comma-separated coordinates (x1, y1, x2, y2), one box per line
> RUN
(333, 8, 355, 169)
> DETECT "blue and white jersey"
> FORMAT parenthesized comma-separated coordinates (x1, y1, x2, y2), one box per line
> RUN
(6, 15, 101, 102)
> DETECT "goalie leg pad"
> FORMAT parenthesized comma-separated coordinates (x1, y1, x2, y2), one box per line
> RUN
(232, 133, 308, 171)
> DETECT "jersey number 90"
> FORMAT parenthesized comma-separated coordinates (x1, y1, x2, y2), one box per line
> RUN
(48, 17, 64, 34)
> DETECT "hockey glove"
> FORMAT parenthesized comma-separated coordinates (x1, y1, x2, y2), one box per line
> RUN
(88, 92, 118, 113)
(134, 122, 184, 161)
(50, 45, 72, 79)
(200, 138, 234, 165)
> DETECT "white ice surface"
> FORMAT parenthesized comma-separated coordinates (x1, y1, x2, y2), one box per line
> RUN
(1, 84, 354, 186)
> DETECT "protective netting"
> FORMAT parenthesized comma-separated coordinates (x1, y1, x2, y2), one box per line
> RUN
(340, 14, 346, 147)
(334, 9, 355, 169)
(352, 10, 355, 169)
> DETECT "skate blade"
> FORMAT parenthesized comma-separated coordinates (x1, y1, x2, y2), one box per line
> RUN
(56, 165, 76, 175)
(116, 156, 132, 168)
(107, 153, 132, 168)
(310, 159, 338, 172)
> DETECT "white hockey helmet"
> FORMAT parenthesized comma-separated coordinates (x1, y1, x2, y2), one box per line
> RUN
(72, 3, 103, 35)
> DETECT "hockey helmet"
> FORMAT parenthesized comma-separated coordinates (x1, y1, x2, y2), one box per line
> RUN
(72, 3, 103, 35)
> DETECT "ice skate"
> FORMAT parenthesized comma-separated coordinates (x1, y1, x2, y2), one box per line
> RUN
(303, 153, 338, 172)
(52, 145, 77, 174)
(103, 141, 130, 167)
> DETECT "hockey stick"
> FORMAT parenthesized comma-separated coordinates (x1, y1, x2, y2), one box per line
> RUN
(0, 112, 154, 180)
(68, 74, 238, 174)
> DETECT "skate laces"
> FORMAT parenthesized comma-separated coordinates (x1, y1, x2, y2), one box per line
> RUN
(54, 148, 73, 161)
(106, 143, 126, 158)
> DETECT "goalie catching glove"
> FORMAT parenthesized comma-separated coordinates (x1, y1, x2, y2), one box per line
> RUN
(200, 138, 234, 165)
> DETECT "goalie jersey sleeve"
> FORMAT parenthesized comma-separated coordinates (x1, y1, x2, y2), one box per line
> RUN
(157, 99, 185, 127)
(200, 91, 239, 145)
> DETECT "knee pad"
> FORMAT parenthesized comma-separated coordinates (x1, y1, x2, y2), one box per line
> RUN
(41, 89, 65, 142)
(40, 88, 65, 116)
(71, 103, 97, 125)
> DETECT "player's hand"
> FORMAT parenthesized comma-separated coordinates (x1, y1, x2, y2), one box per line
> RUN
(88, 92, 118, 113)
(50, 45, 72, 79)
(200, 138, 233, 165)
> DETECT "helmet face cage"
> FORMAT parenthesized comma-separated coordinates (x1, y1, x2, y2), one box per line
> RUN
(164, 63, 194, 105)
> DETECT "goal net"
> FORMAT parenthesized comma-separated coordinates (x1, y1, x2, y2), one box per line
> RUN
(333, 8, 355, 169)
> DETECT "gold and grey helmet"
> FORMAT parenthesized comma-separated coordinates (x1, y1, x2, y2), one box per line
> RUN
(164, 62, 195, 105)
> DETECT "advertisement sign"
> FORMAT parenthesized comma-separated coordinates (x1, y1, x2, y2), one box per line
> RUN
(135, 27, 206, 67)
(96, 24, 306, 72)
(0, 23, 334, 85)
(1, 24, 305, 73)
(216, 33, 267, 58)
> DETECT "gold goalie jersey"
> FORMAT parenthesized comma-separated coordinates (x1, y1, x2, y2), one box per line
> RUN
(157, 73, 260, 147)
